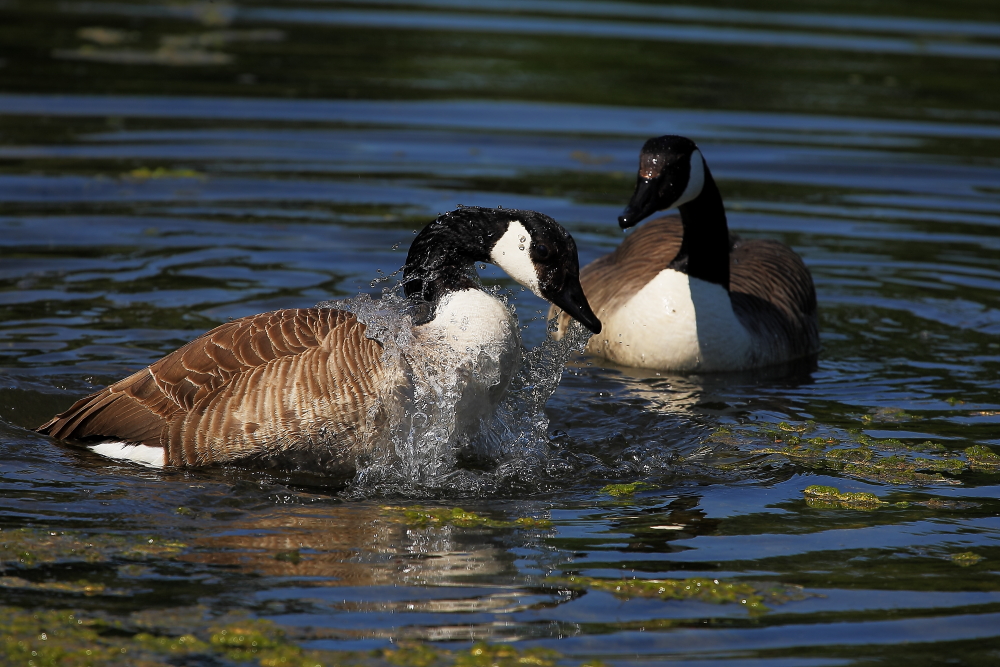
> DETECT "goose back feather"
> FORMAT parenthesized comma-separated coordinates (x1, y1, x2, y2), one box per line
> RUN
(39, 308, 390, 469)
(728, 234, 818, 364)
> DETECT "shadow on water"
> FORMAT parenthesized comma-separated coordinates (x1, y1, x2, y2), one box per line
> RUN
(2, 0, 1000, 664)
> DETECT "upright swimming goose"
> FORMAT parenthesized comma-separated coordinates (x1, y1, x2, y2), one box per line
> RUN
(551, 135, 818, 371)
(38, 207, 601, 473)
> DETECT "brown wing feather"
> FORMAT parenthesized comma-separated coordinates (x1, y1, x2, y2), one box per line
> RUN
(37, 309, 388, 469)
(729, 238, 819, 362)
(551, 215, 683, 332)
(552, 216, 819, 365)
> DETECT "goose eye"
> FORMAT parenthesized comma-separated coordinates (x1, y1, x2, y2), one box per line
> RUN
(534, 243, 550, 259)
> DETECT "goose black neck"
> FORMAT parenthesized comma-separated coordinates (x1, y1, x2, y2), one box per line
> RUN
(403, 209, 498, 305)
(669, 168, 730, 290)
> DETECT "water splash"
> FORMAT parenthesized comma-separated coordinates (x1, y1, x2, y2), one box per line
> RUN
(317, 286, 591, 498)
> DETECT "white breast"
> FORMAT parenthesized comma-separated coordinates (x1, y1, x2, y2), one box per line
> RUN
(412, 288, 521, 413)
(401, 288, 522, 467)
(588, 269, 753, 371)
(415, 288, 519, 358)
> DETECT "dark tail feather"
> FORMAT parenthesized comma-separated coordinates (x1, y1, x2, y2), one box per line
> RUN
(37, 387, 165, 446)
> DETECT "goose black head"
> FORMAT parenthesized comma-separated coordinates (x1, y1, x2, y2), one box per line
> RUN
(488, 208, 601, 334)
(404, 206, 601, 334)
(618, 135, 706, 229)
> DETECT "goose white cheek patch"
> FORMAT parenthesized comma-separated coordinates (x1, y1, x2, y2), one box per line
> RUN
(668, 149, 705, 210)
(489, 220, 542, 297)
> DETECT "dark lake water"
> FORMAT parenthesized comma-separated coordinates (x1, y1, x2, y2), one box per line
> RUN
(2, 1, 1000, 665)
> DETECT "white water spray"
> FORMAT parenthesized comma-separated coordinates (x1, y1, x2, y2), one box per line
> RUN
(317, 284, 591, 497)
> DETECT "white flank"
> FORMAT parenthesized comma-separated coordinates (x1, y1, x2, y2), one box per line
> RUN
(587, 268, 753, 371)
(489, 220, 541, 297)
(668, 149, 705, 210)
(89, 441, 165, 468)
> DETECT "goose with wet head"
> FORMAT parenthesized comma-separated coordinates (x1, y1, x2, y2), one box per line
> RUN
(37, 206, 601, 474)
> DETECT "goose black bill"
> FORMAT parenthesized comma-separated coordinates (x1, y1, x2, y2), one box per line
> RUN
(548, 280, 602, 334)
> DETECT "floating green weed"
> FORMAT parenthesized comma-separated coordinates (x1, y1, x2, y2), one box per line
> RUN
(123, 167, 204, 180)
(0, 607, 129, 667)
(381, 643, 441, 667)
(384, 507, 552, 530)
(210, 619, 310, 663)
(0, 605, 599, 667)
(0, 576, 128, 597)
(777, 421, 813, 433)
(548, 575, 802, 614)
(274, 549, 302, 564)
(705, 426, 739, 446)
(950, 552, 985, 567)
(707, 417, 986, 485)
(802, 485, 912, 509)
(861, 407, 920, 423)
(600, 482, 656, 497)
(376, 641, 599, 667)
(879, 440, 944, 453)
(965, 445, 1000, 469)
(0, 610, 326, 667)
(132, 631, 207, 657)
(802, 486, 983, 512)
(0, 528, 186, 568)
(917, 498, 980, 510)
(804, 485, 887, 509)
(823, 447, 874, 463)
(446, 642, 559, 667)
(841, 455, 958, 485)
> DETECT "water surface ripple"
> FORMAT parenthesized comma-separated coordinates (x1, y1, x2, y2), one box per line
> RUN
(1, 0, 1000, 665)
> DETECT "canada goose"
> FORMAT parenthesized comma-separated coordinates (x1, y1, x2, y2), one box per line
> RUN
(551, 135, 818, 371)
(37, 206, 601, 473)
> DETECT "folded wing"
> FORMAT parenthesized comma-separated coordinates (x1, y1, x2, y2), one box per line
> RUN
(37, 308, 387, 467)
